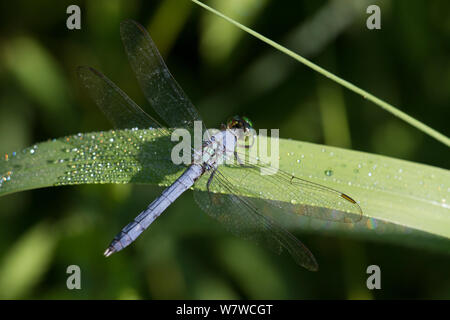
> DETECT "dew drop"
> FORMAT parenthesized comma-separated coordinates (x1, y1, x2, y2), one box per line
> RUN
(324, 169, 333, 176)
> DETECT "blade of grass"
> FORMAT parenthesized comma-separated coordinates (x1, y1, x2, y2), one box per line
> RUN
(1, 130, 448, 244)
(190, 0, 450, 147)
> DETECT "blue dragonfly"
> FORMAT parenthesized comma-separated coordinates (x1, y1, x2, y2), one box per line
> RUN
(78, 20, 362, 271)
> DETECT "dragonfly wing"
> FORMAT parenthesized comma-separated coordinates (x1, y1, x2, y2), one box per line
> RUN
(77, 66, 167, 131)
(193, 168, 319, 271)
(120, 20, 206, 133)
(77, 66, 184, 183)
(228, 150, 363, 223)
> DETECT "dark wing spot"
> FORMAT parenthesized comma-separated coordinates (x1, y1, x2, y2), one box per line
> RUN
(341, 193, 356, 204)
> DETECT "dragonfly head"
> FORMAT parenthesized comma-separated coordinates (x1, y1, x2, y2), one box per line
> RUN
(226, 115, 255, 148)
(226, 115, 253, 131)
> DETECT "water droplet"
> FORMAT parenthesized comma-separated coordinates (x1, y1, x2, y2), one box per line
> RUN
(324, 169, 333, 176)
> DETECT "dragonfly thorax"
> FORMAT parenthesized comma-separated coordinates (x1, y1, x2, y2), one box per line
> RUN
(194, 130, 237, 170)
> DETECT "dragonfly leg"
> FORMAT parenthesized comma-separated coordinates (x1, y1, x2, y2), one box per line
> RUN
(245, 133, 255, 148)
(234, 151, 253, 168)
(204, 168, 219, 205)
(206, 169, 216, 193)
(234, 151, 245, 166)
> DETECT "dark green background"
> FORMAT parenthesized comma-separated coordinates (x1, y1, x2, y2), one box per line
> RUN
(0, 0, 449, 299)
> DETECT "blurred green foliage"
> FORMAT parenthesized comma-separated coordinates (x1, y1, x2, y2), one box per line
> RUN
(0, 0, 449, 299)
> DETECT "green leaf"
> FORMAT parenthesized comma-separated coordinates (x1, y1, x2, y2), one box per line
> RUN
(1, 129, 448, 250)
(0, 222, 57, 298)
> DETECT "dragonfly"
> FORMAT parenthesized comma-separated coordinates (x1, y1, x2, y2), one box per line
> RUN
(78, 20, 362, 271)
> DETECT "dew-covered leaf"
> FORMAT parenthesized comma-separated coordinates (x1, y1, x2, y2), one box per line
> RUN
(0, 130, 448, 249)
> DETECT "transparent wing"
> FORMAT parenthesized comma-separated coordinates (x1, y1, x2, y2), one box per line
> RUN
(194, 168, 319, 271)
(230, 149, 363, 223)
(77, 66, 184, 182)
(120, 20, 207, 134)
(77, 66, 168, 132)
